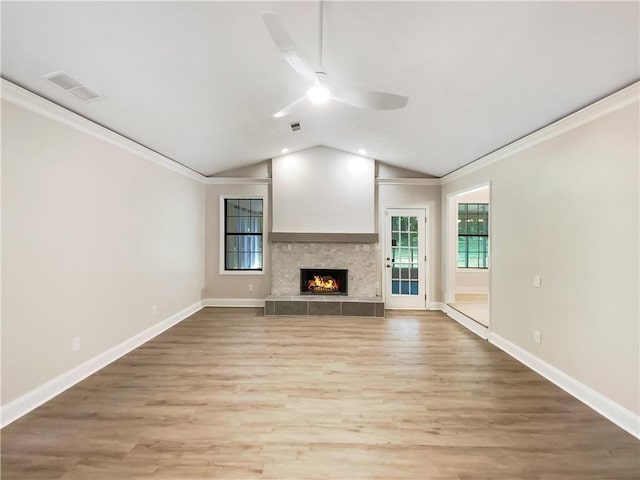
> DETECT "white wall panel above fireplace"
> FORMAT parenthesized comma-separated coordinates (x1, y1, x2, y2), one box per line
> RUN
(272, 146, 375, 234)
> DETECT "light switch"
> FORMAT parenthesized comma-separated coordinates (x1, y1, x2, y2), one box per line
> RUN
(533, 274, 541, 288)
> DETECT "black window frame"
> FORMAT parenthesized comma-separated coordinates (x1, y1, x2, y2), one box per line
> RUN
(224, 198, 263, 271)
(457, 202, 489, 269)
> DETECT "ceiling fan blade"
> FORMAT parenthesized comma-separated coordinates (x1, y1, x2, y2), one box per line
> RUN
(272, 95, 307, 118)
(332, 84, 409, 110)
(262, 12, 318, 83)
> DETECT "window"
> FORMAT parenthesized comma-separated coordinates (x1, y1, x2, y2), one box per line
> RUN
(224, 198, 263, 271)
(458, 203, 489, 269)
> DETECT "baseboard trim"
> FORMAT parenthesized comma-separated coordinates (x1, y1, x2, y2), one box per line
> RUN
(0, 300, 203, 428)
(427, 302, 445, 310)
(202, 298, 265, 307)
(489, 332, 640, 439)
(443, 305, 489, 339)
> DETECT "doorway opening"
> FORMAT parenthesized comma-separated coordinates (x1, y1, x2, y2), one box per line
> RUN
(446, 185, 490, 329)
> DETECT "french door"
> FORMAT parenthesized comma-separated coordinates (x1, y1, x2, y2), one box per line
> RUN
(385, 208, 427, 309)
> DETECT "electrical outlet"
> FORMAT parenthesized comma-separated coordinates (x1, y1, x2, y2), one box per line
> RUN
(355, 244, 361, 251)
(363, 244, 370, 251)
(152, 304, 158, 315)
(287, 244, 292, 251)
(248, 284, 254, 292)
(533, 275, 541, 288)
(72, 337, 81, 352)
(533, 330, 542, 344)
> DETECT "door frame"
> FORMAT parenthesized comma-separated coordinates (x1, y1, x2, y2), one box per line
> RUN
(382, 205, 430, 309)
(444, 182, 491, 337)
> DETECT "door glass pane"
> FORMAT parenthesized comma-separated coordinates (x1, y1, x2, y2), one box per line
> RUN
(390, 214, 423, 297)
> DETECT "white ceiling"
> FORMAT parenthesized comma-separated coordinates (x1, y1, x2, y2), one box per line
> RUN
(2, 1, 638, 177)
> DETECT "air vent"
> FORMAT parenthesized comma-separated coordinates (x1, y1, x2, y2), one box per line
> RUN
(41, 71, 104, 102)
(289, 121, 301, 132)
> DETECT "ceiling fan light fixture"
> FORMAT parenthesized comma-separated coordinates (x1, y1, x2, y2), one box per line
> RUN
(306, 84, 330, 104)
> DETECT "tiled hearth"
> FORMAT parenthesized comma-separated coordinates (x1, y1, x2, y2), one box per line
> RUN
(265, 295, 384, 317)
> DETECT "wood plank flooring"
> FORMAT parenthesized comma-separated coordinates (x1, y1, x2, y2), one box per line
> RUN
(2, 308, 638, 479)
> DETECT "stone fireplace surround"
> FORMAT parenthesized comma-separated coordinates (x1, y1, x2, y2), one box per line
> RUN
(271, 242, 376, 296)
(266, 241, 384, 316)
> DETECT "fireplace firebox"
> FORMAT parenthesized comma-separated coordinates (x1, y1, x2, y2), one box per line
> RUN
(300, 269, 348, 295)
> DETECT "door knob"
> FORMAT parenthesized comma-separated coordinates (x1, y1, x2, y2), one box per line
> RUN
(386, 264, 391, 268)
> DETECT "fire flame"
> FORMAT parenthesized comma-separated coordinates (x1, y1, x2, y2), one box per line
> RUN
(307, 275, 339, 293)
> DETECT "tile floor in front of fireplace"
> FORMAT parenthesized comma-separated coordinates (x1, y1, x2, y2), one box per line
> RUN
(265, 294, 384, 317)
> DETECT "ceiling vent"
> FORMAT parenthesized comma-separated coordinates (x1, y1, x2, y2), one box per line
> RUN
(289, 121, 301, 132)
(41, 71, 104, 102)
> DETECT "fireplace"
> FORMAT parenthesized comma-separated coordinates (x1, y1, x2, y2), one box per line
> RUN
(300, 268, 348, 295)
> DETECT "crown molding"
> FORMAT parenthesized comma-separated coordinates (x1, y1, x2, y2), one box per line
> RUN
(376, 177, 441, 186)
(441, 81, 640, 184)
(203, 177, 272, 185)
(1, 78, 207, 183)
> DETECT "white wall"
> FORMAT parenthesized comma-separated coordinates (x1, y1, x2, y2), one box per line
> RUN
(441, 97, 639, 418)
(203, 183, 270, 301)
(1, 98, 205, 406)
(272, 146, 375, 233)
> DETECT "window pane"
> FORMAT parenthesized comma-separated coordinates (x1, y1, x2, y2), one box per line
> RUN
(250, 217, 263, 233)
(226, 235, 238, 252)
(409, 216, 418, 231)
(226, 252, 238, 270)
(468, 217, 478, 234)
(226, 217, 238, 233)
(400, 233, 409, 246)
(400, 217, 408, 231)
(458, 217, 466, 235)
(226, 199, 240, 216)
(392, 231, 399, 247)
(237, 199, 251, 214)
(392, 280, 399, 294)
(224, 198, 263, 270)
(392, 216, 399, 231)
(236, 216, 251, 233)
(400, 281, 409, 294)
(250, 199, 263, 215)
(410, 281, 418, 295)
(409, 232, 417, 248)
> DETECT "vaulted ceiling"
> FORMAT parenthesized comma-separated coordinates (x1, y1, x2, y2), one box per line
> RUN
(2, 1, 638, 177)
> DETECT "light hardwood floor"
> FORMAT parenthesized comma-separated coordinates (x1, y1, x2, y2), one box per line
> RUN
(449, 294, 490, 327)
(2, 308, 638, 479)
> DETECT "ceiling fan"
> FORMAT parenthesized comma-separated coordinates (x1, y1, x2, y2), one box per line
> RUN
(262, 3, 409, 118)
